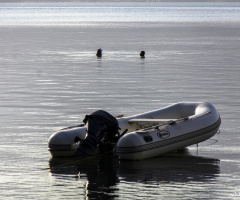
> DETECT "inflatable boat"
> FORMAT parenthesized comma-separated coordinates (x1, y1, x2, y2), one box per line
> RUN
(48, 102, 221, 160)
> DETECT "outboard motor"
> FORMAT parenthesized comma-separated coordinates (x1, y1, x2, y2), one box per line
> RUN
(76, 110, 120, 156)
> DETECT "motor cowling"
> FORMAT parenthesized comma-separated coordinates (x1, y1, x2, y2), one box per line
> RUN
(76, 110, 120, 156)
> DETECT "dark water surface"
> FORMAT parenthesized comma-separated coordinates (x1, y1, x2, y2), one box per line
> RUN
(0, 2, 240, 200)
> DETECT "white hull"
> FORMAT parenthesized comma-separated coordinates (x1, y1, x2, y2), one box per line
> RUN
(48, 102, 221, 159)
(116, 102, 221, 160)
(48, 125, 87, 157)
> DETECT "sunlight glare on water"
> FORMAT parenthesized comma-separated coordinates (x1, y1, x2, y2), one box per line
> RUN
(0, 2, 240, 25)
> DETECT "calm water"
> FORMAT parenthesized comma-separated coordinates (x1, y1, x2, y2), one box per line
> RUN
(0, 2, 240, 200)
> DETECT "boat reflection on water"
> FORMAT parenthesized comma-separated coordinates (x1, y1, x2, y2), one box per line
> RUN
(48, 149, 220, 199)
(118, 149, 220, 184)
(49, 155, 120, 200)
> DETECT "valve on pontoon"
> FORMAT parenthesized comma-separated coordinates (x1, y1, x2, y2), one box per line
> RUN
(76, 110, 120, 156)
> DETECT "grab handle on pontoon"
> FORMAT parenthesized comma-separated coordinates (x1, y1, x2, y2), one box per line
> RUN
(58, 123, 85, 131)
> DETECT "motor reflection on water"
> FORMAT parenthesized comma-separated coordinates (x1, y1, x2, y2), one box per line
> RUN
(49, 154, 120, 199)
(48, 149, 220, 199)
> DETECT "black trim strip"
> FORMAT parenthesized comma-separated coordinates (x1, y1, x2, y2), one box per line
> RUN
(48, 144, 72, 151)
(117, 117, 221, 154)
